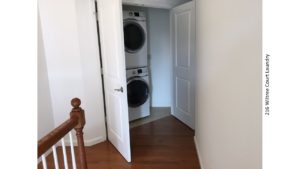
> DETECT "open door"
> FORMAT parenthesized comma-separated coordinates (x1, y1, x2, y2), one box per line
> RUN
(171, 1, 196, 129)
(97, 0, 131, 162)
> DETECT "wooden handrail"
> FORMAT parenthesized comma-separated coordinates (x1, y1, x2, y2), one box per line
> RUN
(38, 118, 78, 157)
(38, 98, 87, 169)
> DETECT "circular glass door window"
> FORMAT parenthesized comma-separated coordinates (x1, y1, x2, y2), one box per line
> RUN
(123, 21, 145, 53)
(127, 79, 149, 107)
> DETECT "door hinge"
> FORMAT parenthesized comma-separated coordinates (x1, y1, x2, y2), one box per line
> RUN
(95, 11, 99, 21)
(94, 0, 99, 21)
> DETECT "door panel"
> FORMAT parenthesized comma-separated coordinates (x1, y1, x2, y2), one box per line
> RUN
(176, 12, 191, 68)
(107, 93, 123, 139)
(176, 77, 191, 115)
(172, 1, 196, 129)
(97, 0, 131, 162)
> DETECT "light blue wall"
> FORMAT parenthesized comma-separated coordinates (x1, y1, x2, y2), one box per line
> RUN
(147, 8, 171, 107)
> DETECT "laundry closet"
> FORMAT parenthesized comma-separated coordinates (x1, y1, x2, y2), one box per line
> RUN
(95, 0, 196, 161)
(121, 0, 195, 129)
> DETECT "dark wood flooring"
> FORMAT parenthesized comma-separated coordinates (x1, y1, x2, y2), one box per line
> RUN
(39, 116, 201, 169)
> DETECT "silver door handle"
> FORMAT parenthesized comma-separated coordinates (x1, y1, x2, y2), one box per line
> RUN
(114, 87, 123, 93)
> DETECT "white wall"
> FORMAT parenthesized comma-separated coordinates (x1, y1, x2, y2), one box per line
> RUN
(38, 0, 106, 145)
(38, 14, 54, 139)
(148, 8, 172, 107)
(194, 0, 262, 168)
(74, 0, 107, 145)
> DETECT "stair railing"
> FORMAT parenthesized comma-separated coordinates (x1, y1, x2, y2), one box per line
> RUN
(38, 98, 87, 169)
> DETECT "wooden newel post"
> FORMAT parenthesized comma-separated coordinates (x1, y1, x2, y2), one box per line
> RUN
(70, 98, 88, 169)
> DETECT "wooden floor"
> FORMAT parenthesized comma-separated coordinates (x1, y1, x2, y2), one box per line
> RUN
(39, 116, 201, 169)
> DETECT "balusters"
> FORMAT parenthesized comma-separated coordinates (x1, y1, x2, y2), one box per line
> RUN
(40, 134, 77, 169)
(61, 138, 69, 169)
(69, 132, 77, 169)
(52, 145, 59, 169)
(41, 154, 48, 169)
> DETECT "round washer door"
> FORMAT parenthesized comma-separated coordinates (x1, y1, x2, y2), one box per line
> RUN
(123, 21, 145, 53)
(127, 77, 149, 108)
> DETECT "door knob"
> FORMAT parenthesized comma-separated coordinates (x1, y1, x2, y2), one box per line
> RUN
(114, 87, 123, 93)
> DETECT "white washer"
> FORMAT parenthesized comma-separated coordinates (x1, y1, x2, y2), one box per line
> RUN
(123, 10, 148, 68)
(126, 67, 150, 121)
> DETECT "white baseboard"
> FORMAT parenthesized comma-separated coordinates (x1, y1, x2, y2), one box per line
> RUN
(63, 135, 106, 147)
(85, 136, 106, 146)
(194, 136, 204, 169)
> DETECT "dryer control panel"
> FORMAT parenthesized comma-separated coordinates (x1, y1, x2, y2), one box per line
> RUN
(126, 67, 148, 78)
(123, 10, 146, 20)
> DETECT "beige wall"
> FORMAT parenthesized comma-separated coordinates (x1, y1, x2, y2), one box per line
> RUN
(194, 0, 262, 168)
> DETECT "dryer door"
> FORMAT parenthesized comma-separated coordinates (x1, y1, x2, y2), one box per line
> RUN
(123, 21, 146, 53)
(127, 77, 149, 107)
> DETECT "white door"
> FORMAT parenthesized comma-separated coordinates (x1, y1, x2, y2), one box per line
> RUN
(97, 0, 131, 162)
(171, 1, 196, 129)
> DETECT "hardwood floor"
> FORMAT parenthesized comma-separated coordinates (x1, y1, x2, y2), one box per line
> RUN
(39, 116, 201, 169)
(130, 107, 171, 128)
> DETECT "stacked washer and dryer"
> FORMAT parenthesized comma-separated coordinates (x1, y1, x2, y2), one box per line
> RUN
(123, 10, 150, 121)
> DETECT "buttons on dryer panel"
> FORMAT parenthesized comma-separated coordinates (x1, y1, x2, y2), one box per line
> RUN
(132, 70, 137, 75)
(129, 68, 146, 76)
(128, 11, 140, 16)
(137, 69, 142, 74)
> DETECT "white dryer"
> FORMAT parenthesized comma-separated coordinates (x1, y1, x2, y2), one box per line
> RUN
(126, 67, 150, 121)
(123, 10, 148, 69)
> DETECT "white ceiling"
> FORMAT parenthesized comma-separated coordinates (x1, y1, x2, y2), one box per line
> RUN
(122, 0, 192, 9)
